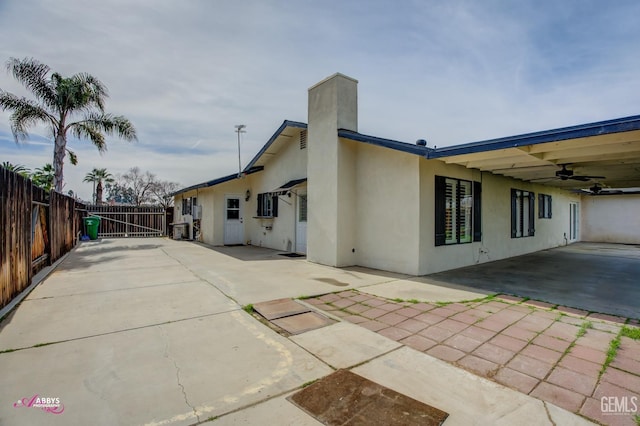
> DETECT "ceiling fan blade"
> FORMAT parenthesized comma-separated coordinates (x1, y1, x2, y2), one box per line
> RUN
(569, 176, 591, 181)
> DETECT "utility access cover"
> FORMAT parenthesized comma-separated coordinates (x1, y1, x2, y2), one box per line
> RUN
(253, 298, 335, 335)
(253, 298, 312, 320)
(289, 369, 448, 426)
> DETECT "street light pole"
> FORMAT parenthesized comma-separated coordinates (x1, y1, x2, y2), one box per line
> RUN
(235, 124, 246, 178)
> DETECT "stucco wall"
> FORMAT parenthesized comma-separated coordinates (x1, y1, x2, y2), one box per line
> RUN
(418, 159, 582, 275)
(307, 73, 358, 267)
(581, 194, 640, 243)
(175, 178, 251, 245)
(353, 142, 421, 274)
(244, 130, 308, 251)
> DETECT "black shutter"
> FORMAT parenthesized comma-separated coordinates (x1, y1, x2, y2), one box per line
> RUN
(538, 194, 543, 218)
(529, 192, 535, 236)
(434, 176, 446, 246)
(473, 181, 482, 242)
(272, 195, 278, 217)
(511, 189, 517, 238)
(548, 196, 552, 218)
(257, 194, 263, 216)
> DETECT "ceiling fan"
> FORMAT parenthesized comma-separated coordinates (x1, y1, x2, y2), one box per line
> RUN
(551, 164, 605, 182)
(581, 183, 623, 195)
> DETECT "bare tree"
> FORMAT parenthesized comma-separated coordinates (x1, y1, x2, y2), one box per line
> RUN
(150, 180, 181, 208)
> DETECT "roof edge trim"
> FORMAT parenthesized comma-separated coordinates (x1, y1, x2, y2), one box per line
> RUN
(172, 166, 264, 197)
(338, 129, 432, 156)
(428, 114, 640, 159)
(243, 120, 307, 171)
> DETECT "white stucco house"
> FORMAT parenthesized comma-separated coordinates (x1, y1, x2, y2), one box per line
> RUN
(174, 73, 640, 275)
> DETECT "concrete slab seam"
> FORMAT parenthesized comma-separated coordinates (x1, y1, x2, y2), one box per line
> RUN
(159, 247, 242, 306)
(0, 310, 241, 354)
(25, 279, 209, 301)
(0, 246, 74, 321)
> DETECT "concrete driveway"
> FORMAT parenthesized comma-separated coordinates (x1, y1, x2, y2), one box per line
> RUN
(428, 243, 640, 319)
(0, 238, 595, 425)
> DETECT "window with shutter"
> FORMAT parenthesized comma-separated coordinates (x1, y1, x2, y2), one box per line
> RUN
(511, 189, 535, 237)
(435, 176, 479, 246)
(256, 193, 278, 217)
(538, 194, 552, 219)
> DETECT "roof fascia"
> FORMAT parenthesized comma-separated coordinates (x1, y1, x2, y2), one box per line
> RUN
(242, 120, 307, 171)
(338, 129, 431, 156)
(428, 115, 640, 159)
(172, 166, 263, 197)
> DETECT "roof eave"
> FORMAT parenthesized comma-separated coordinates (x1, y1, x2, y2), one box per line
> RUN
(242, 120, 307, 171)
(171, 166, 264, 197)
(338, 129, 431, 156)
(428, 114, 640, 159)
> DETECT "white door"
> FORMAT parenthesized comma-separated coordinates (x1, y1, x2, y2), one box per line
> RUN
(569, 202, 579, 242)
(295, 191, 307, 254)
(224, 195, 244, 245)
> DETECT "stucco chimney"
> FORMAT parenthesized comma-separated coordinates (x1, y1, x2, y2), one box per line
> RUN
(306, 73, 358, 267)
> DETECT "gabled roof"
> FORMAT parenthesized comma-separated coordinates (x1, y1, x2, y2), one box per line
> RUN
(243, 120, 307, 171)
(338, 129, 431, 156)
(173, 120, 305, 197)
(172, 166, 263, 196)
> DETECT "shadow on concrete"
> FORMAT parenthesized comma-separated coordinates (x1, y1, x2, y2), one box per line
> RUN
(427, 243, 640, 319)
(193, 243, 295, 261)
(55, 240, 164, 272)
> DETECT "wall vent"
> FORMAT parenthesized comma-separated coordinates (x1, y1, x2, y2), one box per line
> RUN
(300, 130, 307, 150)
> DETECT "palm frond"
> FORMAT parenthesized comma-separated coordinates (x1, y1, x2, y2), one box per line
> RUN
(0, 92, 55, 142)
(71, 73, 108, 112)
(70, 112, 138, 142)
(5, 57, 57, 109)
(71, 122, 107, 152)
(66, 148, 78, 165)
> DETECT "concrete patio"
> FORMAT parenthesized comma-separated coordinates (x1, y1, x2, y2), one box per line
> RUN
(0, 238, 635, 425)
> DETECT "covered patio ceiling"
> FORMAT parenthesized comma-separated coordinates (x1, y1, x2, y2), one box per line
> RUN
(428, 115, 640, 192)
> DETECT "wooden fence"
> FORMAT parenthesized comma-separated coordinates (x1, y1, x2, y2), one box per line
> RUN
(0, 168, 86, 310)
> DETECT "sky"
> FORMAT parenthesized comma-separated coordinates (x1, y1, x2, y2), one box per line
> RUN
(1, 0, 639, 201)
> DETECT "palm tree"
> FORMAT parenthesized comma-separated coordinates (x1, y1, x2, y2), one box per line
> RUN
(0, 57, 137, 192)
(31, 163, 55, 191)
(84, 168, 114, 205)
(1, 161, 30, 177)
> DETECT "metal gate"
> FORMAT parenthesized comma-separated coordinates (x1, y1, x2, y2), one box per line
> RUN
(85, 206, 167, 237)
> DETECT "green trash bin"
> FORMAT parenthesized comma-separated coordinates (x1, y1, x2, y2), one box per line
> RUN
(84, 216, 101, 240)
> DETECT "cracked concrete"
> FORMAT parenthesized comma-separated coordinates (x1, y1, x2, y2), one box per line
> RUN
(161, 325, 200, 424)
(543, 402, 558, 426)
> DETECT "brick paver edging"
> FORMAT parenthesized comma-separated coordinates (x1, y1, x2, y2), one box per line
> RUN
(305, 291, 640, 426)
